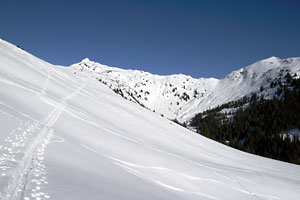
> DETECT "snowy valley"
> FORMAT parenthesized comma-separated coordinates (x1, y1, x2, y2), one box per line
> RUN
(0, 39, 300, 200)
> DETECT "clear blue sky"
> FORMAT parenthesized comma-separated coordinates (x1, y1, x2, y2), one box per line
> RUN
(1, 0, 300, 78)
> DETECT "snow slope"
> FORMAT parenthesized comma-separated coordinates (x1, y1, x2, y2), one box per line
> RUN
(181, 56, 300, 121)
(71, 56, 300, 122)
(0, 39, 300, 200)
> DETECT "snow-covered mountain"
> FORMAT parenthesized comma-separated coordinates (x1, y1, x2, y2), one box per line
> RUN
(71, 59, 219, 121)
(71, 56, 300, 122)
(0, 39, 300, 200)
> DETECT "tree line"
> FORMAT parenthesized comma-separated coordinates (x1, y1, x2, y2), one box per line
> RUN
(191, 73, 300, 164)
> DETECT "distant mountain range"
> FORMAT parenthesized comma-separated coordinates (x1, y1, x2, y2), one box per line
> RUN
(71, 56, 300, 122)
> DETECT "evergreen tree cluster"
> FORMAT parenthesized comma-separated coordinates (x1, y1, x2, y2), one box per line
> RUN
(191, 73, 300, 165)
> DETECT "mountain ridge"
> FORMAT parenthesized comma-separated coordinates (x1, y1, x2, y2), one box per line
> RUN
(70, 56, 300, 122)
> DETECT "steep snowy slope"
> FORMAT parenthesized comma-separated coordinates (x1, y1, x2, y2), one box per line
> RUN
(71, 56, 300, 122)
(0, 39, 300, 200)
(180, 56, 300, 121)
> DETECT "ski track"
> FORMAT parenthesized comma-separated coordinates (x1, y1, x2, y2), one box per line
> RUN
(79, 143, 281, 200)
(0, 71, 86, 200)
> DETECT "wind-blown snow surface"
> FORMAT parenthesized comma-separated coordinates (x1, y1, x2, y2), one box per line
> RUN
(71, 56, 300, 122)
(0, 39, 300, 200)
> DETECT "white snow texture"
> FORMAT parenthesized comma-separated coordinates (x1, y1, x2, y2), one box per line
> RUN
(0, 39, 299, 200)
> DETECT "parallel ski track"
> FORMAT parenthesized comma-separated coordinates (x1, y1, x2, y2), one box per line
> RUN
(2, 70, 86, 200)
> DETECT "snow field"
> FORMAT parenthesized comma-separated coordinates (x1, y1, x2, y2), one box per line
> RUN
(0, 39, 299, 200)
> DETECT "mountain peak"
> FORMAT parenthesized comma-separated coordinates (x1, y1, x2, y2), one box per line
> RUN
(81, 58, 90, 63)
(262, 56, 280, 62)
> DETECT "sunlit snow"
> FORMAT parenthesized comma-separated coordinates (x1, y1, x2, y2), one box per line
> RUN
(0, 39, 299, 200)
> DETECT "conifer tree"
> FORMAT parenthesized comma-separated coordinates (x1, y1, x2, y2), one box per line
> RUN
(201, 122, 211, 138)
